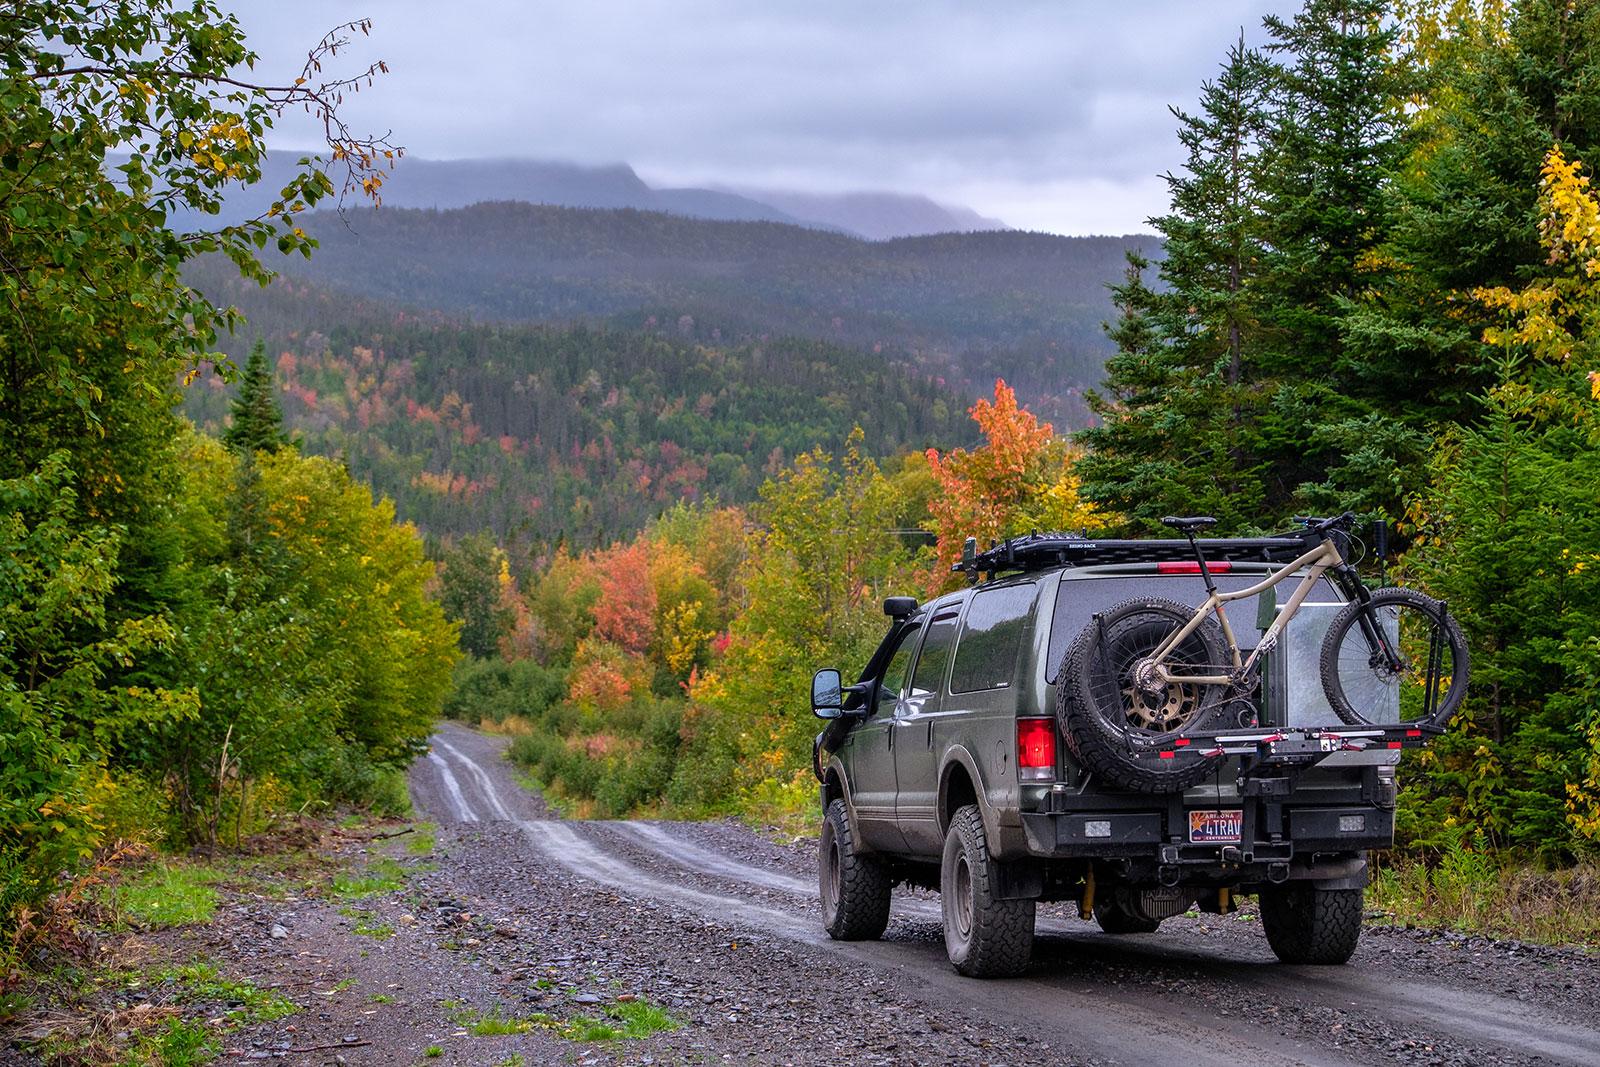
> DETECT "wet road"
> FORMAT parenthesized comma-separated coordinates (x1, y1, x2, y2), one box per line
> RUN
(412, 722, 1600, 1066)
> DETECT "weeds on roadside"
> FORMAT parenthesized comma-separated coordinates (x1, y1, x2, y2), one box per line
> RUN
(123, 1018, 218, 1066)
(331, 856, 408, 899)
(136, 960, 298, 1023)
(1369, 843, 1600, 946)
(112, 862, 222, 929)
(338, 907, 396, 939)
(468, 1009, 534, 1035)
(407, 822, 438, 856)
(445, 998, 679, 1044)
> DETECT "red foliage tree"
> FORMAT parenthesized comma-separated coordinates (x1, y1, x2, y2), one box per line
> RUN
(591, 540, 657, 655)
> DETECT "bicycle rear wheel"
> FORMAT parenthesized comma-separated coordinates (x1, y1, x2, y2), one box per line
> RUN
(1319, 587, 1468, 728)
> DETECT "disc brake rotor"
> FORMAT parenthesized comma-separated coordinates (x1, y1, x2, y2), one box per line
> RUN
(1121, 665, 1202, 733)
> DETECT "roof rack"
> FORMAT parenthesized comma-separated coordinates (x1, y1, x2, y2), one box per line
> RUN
(953, 531, 1310, 581)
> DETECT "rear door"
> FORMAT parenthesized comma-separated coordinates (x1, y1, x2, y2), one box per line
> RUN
(846, 615, 923, 853)
(893, 601, 964, 854)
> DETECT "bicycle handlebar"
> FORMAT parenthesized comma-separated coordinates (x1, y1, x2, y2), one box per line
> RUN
(1290, 511, 1357, 534)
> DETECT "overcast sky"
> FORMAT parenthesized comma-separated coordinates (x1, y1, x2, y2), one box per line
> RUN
(229, 1, 1299, 236)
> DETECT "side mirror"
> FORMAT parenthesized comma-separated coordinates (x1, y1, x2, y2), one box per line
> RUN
(883, 596, 918, 619)
(812, 668, 844, 719)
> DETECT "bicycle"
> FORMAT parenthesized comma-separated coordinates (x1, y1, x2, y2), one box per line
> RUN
(1056, 512, 1469, 792)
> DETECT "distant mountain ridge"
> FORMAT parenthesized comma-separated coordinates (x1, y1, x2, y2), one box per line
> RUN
(176, 152, 1009, 240)
(184, 274, 974, 543)
(215, 200, 1160, 424)
(723, 186, 1007, 240)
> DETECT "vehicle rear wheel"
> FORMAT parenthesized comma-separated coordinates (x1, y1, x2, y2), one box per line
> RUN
(819, 799, 891, 941)
(1259, 884, 1363, 964)
(940, 805, 1034, 977)
(1093, 897, 1161, 934)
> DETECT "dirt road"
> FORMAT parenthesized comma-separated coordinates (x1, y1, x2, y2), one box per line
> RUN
(403, 722, 1600, 1066)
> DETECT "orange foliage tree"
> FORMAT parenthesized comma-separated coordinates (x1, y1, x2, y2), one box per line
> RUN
(925, 379, 1105, 586)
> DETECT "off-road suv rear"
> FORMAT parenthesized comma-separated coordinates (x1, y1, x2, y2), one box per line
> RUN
(811, 530, 1452, 977)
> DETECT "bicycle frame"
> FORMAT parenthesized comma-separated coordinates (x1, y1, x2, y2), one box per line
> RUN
(1149, 536, 1350, 688)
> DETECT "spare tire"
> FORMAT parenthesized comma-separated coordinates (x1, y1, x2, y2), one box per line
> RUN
(1056, 596, 1230, 793)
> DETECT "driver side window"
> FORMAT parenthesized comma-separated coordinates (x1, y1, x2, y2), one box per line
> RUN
(875, 622, 922, 715)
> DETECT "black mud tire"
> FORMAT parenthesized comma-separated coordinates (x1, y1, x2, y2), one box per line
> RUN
(819, 799, 891, 941)
(940, 805, 1034, 978)
(1259, 885, 1363, 964)
(1093, 896, 1162, 934)
(1320, 587, 1469, 729)
(1056, 596, 1230, 794)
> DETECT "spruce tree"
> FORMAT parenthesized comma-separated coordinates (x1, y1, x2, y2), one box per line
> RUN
(1251, 0, 1409, 516)
(1078, 39, 1272, 532)
(1339, 0, 1600, 449)
(222, 340, 289, 454)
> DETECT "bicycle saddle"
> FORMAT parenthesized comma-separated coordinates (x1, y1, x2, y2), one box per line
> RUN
(1160, 515, 1219, 532)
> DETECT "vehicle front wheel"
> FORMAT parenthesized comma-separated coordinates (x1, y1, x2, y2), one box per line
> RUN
(941, 805, 1034, 977)
(820, 799, 891, 940)
(1259, 884, 1363, 964)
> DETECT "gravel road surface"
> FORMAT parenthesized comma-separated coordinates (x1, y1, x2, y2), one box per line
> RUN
(390, 722, 1600, 1066)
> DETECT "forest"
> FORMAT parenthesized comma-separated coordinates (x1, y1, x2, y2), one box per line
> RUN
(181, 275, 975, 545)
(1, 1, 457, 964)
(439, 380, 1100, 818)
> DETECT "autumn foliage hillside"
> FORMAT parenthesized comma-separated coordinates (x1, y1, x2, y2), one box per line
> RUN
(191, 203, 1164, 424)
(183, 275, 974, 546)
(439, 382, 1105, 819)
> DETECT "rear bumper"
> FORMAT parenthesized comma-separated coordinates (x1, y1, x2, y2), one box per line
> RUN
(1019, 799, 1390, 889)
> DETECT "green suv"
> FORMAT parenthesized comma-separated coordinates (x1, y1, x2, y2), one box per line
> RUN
(811, 533, 1434, 977)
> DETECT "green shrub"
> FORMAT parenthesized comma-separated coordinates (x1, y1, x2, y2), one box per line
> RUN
(595, 750, 674, 817)
(502, 694, 686, 816)
(443, 657, 565, 725)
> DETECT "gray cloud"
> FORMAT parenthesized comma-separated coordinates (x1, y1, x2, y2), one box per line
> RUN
(227, 0, 1299, 234)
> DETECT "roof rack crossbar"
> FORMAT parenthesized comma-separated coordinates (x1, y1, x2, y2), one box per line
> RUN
(952, 531, 1310, 578)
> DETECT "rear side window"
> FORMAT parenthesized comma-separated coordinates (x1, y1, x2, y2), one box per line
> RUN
(950, 582, 1037, 694)
(909, 608, 962, 697)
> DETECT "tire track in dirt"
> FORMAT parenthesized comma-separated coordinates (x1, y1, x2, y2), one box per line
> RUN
(422, 751, 478, 823)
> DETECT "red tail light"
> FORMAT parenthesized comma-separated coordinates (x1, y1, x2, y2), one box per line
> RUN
(1157, 561, 1232, 575)
(1017, 718, 1055, 781)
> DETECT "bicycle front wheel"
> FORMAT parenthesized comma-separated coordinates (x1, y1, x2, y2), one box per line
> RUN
(1319, 587, 1468, 728)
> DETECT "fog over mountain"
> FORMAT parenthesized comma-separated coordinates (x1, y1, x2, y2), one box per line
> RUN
(184, 153, 1009, 240)
(718, 187, 1007, 240)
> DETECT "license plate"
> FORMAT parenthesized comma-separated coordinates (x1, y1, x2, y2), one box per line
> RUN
(1188, 809, 1244, 844)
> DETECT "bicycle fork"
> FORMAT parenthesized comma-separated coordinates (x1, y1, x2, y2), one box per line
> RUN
(1334, 567, 1404, 673)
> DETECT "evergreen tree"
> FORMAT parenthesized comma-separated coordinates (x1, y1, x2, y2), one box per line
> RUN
(222, 341, 290, 455)
(1402, 142, 1600, 858)
(439, 532, 514, 658)
(1339, 0, 1600, 453)
(1252, 0, 1411, 515)
(1078, 39, 1274, 532)
(1405, 359, 1600, 856)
